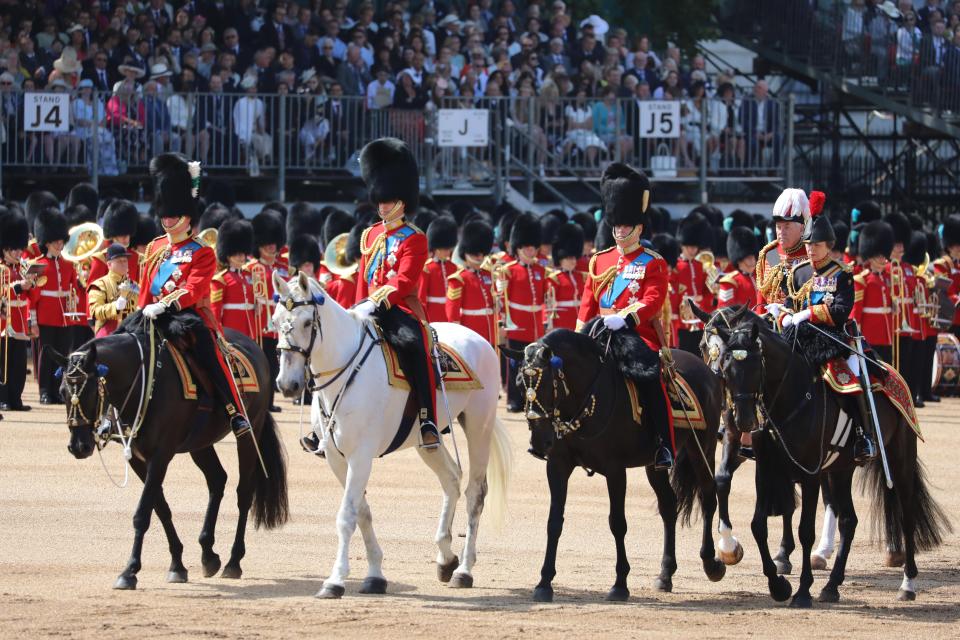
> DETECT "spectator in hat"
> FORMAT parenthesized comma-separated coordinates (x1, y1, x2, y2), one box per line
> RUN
(71, 78, 106, 166)
(49, 46, 82, 87)
(233, 75, 269, 173)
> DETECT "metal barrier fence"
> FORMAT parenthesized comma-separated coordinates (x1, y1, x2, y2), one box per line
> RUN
(0, 88, 789, 198)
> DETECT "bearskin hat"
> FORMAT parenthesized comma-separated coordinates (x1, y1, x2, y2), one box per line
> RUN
(215, 218, 254, 264)
(448, 200, 475, 226)
(571, 211, 598, 244)
(35, 207, 69, 247)
(651, 233, 680, 269)
(0, 211, 30, 252)
(286, 203, 324, 242)
(102, 199, 139, 238)
(600, 162, 651, 228)
(322, 208, 355, 248)
(927, 230, 943, 258)
(552, 222, 584, 264)
(691, 203, 723, 228)
(66, 182, 98, 215)
(199, 203, 236, 232)
(727, 226, 757, 266)
(883, 212, 912, 246)
(64, 204, 95, 228)
(540, 210, 566, 247)
(852, 200, 882, 226)
(463, 209, 492, 227)
(832, 219, 850, 253)
(858, 221, 895, 260)
(252, 210, 286, 249)
(904, 231, 928, 267)
(149, 152, 199, 223)
(412, 209, 438, 233)
(25, 191, 59, 235)
(713, 231, 728, 260)
(346, 223, 364, 264)
(427, 216, 458, 251)
(595, 217, 615, 252)
(678, 211, 711, 248)
(359, 137, 419, 213)
(497, 209, 518, 251)
(262, 201, 288, 221)
(510, 212, 541, 252)
(724, 209, 754, 232)
(288, 234, 321, 271)
(458, 219, 495, 260)
(133, 212, 161, 248)
(941, 214, 960, 250)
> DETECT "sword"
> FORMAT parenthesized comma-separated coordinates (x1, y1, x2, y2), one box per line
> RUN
(773, 312, 888, 370)
(850, 322, 893, 489)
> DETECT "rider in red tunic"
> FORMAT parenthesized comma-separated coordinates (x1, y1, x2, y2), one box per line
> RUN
(353, 138, 440, 449)
(419, 217, 458, 323)
(137, 153, 251, 438)
(446, 220, 498, 346)
(577, 163, 674, 470)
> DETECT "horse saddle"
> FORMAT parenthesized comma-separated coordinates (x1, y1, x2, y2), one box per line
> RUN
(166, 341, 260, 401)
(821, 358, 922, 441)
(379, 336, 483, 392)
(623, 368, 708, 431)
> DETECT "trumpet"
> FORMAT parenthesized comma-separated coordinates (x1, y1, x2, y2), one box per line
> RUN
(696, 250, 721, 295)
(493, 263, 519, 332)
(544, 284, 559, 333)
(250, 263, 268, 347)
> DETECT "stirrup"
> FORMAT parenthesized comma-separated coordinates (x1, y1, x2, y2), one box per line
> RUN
(654, 445, 674, 471)
(231, 415, 252, 438)
(853, 436, 876, 464)
(419, 421, 442, 450)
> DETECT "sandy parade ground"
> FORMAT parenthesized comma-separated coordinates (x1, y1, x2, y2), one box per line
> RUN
(1, 383, 958, 640)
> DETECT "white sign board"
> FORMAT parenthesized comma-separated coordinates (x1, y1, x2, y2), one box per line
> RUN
(24, 92, 71, 132)
(637, 101, 681, 139)
(437, 109, 489, 147)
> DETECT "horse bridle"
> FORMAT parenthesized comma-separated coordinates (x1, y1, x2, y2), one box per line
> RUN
(276, 294, 323, 361)
(62, 355, 109, 429)
(519, 343, 601, 438)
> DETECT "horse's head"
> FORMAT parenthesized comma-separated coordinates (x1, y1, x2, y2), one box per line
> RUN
(273, 271, 325, 398)
(52, 345, 109, 459)
(717, 313, 765, 433)
(516, 341, 564, 458)
(691, 302, 745, 376)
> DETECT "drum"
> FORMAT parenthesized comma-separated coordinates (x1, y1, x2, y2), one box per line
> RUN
(933, 332, 960, 396)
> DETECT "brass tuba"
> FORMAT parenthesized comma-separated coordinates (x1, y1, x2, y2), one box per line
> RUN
(198, 227, 219, 250)
(62, 222, 104, 263)
(323, 233, 357, 277)
(696, 250, 720, 294)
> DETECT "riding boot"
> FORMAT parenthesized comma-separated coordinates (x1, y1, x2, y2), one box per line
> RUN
(193, 327, 251, 437)
(853, 392, 877, 464)
(639, 377, 674, 470)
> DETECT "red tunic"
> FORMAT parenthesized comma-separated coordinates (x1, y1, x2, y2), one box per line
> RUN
(852, 269, 893, 347)
(501, 259, 546, 343)
(355, 219, 429, 312)
(446, 266, 498, 345)
(211, 268, 257, 339)
(138, 235, 218, 329)
(28, 255, 78, 327)
(675, 255, 709, 331)
(242, 258, 288, 340)
(1, 262, 32, 340)
(717, 270, 757, 308)
(546, 268, 584, 331)
(419, 257, 454, 322)
(326, 270, 357, 309)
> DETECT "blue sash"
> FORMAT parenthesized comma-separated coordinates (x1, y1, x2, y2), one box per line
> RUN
(366, 225, 416, 283)
(601, 252, 653, 309)
(151, 241, 202, 297)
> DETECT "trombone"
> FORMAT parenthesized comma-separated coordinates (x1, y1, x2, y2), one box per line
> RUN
(544, 282, 559, 333)
(493, 263, 520, 333)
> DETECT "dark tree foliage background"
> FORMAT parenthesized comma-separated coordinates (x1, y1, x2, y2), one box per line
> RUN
(569, 0, 718, 53)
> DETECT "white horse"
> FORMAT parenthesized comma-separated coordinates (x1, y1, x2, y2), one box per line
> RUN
(273, 272, 512, 598)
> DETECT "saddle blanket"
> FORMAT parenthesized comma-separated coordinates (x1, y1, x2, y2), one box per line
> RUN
(821, 359, 922, 441)
(624, 373, 708, 431)
(380, 338, 483, 392)
(167, 342, 260, 401)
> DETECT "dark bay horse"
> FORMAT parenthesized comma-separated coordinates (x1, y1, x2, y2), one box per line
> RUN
(54, 311, 289, 589)
(694, 305, 949, 606)
(516, 326, 725, 603)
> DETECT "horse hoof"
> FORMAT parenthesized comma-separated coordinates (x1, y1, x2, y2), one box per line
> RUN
(166, 569, 188, 584)
(775, 559, 793, 575)
(653, 577, 673, 593)
(436, 555, 459, 583)
(885, 550, 905, 568)
(810, 554, 829, 571)
(450, 572, 474, 589)
(897, 589, 916, 602)
(113, 575, 137, 590)
(532, 585, 554, 603)
(818, 586, 840, 603)
(359, 577, 388, 594)
(704, 558, 727, 582)
(719, 542, 744, 566)
(316, 584, 346, 599)
(201, 556, 222, 578)
(790, 593, 813, 608)
(605, 586, 630, 602)
(220, 565, 242, 580)
(769, 575, 793, 602)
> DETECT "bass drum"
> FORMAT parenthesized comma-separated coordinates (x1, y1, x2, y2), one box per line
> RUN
(933, 333, 960, 396)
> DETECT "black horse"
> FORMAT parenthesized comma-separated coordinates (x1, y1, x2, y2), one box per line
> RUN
(693, 304, 950, 606)
(515, 326, 725, 603)
(53, 311, 289, 590)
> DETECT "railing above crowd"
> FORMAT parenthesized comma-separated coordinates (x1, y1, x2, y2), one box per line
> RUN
(0, 87, 791, 198)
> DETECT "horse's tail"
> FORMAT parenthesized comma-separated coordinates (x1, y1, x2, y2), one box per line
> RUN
(252, 413, 290, 530)
(484, 417, 513, 530)
(863, 449, 951, 552)
(671, 431, 703, 527)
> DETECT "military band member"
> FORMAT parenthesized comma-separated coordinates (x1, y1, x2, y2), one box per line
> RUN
(420, 216, 458, 322)
(288, 235, 322, 280)
(87, 243, 138, 338)
(717, 227, 758, 309)
(87, 199, 141, 288)
(324, 226, 361, 309)
(318, 208, 355, 288)
(852, 221, 896, 365)
(933, 214, 960, 339)
(132, 212, 161, 257)
(246, 210, 287, 412)
(920, 231, 943, 403)
(904, 230, 930, 407)
(756, 188, 811, 314)
(545, 222, 585, 332)
(537, 211, 565, 270)
(675, 211, 711, 353)
(577, 163, 674, 469)
(651, 233, 680, 348)
(882, 213, 917, 384)
(571, 211, 598, 274)
(211, 219, 257, 340)
(446, 220, 498, 346)
(22, 191, 58, 260)
(0, 211, 35, 411)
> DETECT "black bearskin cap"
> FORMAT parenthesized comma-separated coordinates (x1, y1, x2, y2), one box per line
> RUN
(458, 220, 495, 259)
(0, 211, 30, 252)
(942, 214, 960, 250)
(215, 218, 254, 264)
(832, 219, 850, 253)
(600, 162, 650, 228)
(66, 182, 98, 214)
(25, 191, 59, 235)
(133, 213, 161, 248)
(497, 209, 518, 251)
(102, 199, 139, 238)
(725, 209, 754, 231)
(35, 207, 70, 247)
(883, 212, 912, 246)
(651, 233, 680, 268)
(852, 200, 882, 226)
(726, 226, 757, 266)
(359, 137, 419, 213)
(713, 231, 729, 259)
(859, 221, 895, 260)
(571, 211, 598, 244)
(286, 202, 324, 242)
(322, 208, 355, 248)
(510, 212, 541, 252)
(149, 152, 199, 223)
(540, 210, 566, 246)
(288, 234, 321, 271)
(199, 203, 236, 232)
(904, 231, 928, 267)
(449, 200, 475, 226)
(927, 231, 943, 258)
(252, 210, 286, 248)
(412, 209, 438, 233)
(595, 217, 615, 252)
(678, 211, 711, 248)
(64, 204, 95, 228)
(427, 216, 458, 251)
(691, 203, 723, 228)
(346, 223, 364, 264)
(552, 222, 584, 264)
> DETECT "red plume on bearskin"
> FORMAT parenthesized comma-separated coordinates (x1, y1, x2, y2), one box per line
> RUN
(808, 191, 826, 217)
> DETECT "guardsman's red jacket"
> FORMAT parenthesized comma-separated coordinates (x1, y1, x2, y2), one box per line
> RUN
(1, 262, 32, 340)
(546, 267, 585, 331)
(675, 254, 709, 331)
(211, 268, 257, 339)
(326, 269, 358, 310)
(28, 254, 77, 327)
(717, 270, 757, 309)
(932, 255, 960, 327)
(446, 265, 497, 345)
(243, 256, 287, 341)
(500, 259, 546, 343)
(138, 234, 217, 328)
(852, 268, 893, 347)
(418, 257, 454, 322)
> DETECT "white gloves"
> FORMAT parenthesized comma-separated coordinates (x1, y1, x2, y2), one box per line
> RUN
(603, 314, 627, 331)
(115, 296, 128, 312)
(780, 308, 811, 328)
(353, 299, 377, 321)
(143, 302, 167, 319)
(766, 303, 784, 319)
(495, 277, 506, 294)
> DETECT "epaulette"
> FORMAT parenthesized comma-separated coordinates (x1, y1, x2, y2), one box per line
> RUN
(212, 269, 227, 284)
(853, 271, 867, 286)
(546, 268, 560, 283)
(718, 272, 738, 286)
(588, 247, 617, 278)
(360, 226, 375, 256)
(759, 239, 779, 260)
(644, 247, 664, 261)
(407, 222, 425, 235)
(448, 267, 465, 283)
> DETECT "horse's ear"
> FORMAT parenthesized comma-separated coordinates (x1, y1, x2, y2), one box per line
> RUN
(689, 300, 711, 324)
(45, 347, 68, 368)
(274, 271, 290, 297)
(747, 319, 760, 342)
(298, 271, 309, 294)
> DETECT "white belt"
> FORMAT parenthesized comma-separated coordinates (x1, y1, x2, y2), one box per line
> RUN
(222, 303, 255, 311)
(555, 300, 579, 308)
(863, 307, 891, 314)
(40, 290, 69, 298)
(6, 300, 27, 308)
(427, 296, 446, 304)
(461, 308, 494, 316)
(509, 301, 541, 313)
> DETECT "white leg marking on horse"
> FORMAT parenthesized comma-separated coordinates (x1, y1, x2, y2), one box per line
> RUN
(326, 448, 384, 581)
(325, 455, 374, 588)
(900, 575, 916, 593)
(814, 505, 837, 559)
(718, 520, 739, 553)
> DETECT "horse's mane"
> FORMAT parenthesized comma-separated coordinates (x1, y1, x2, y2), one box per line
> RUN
(541, 327, 603, 359)
(117, 309, 205, 340)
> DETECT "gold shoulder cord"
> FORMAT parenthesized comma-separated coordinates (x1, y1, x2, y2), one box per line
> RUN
(758, 261, 788, 304)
